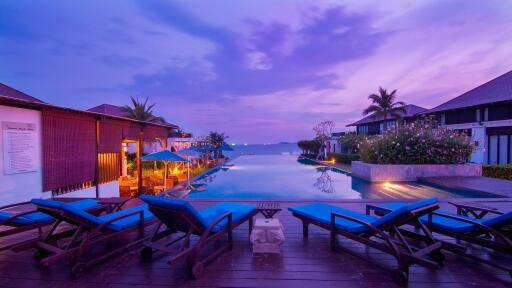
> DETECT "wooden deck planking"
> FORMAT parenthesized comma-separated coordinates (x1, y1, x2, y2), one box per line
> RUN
(0, 199, 510, 287)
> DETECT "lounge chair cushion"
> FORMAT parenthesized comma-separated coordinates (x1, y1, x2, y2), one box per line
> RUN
(380, 200, 479, 233)
(289, 203, 377, 233)
(98, 204, 155, 231)
(481, 211, 512, 227)
(0, 211, 52, 225)
(140, 195, 209, 229)
(289, 198, 439, 234)
(32, 199, 104, 226)
(372, 198, 438, 228)
(199, 202, 256, 232)
(33, 199, 153, 232)
(2, 199, 101, 225)
(421, 212, 478, 233)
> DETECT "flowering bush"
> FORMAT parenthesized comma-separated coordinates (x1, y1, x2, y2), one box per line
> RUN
(359, 119, 473, 164)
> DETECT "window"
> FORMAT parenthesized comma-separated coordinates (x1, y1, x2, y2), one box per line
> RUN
(488, 135, 498, 165)
(499, 135, 508, 164)
(445, 108, 477, 124)
(488, 104, 512, 121)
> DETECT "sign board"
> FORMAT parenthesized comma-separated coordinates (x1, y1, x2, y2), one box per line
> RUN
(2, 121, 38, 175)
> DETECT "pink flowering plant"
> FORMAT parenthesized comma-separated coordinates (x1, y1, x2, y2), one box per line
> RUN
(359, 118, 473, 164)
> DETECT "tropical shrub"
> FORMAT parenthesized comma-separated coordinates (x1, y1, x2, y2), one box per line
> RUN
(482, 165, 512, 180)
(297, 140, 321, 156)
(338, 133, 367, 154)
(359, 119, 472, 164)
(327, 153, 360, 164)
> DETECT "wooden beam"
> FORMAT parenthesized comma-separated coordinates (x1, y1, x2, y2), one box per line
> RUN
(137, 127, 143, 196)
(94, 119, 100, 198)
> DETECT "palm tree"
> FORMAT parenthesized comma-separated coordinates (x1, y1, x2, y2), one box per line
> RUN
(363, 87, 406, 130)
(205, 131, 228, 159)
(121, 96, 166, 123)
(206, 131, 228, 148)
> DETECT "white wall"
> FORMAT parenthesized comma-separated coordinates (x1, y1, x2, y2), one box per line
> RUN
(470, 127, 486, 163)
(52, 181, 120, 199)
(99, 181, 120, 197)
(0, 106, 43, 206)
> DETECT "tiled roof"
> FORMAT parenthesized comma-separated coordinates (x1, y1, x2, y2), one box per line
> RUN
(427, 70, 512, 113)
(87, 103, 127, 117)
(0, 83, 45, 103)
(87, 103, 177, 128)
(347, 104, 427, 127)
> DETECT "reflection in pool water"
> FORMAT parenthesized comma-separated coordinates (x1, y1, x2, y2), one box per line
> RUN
(187, 155, 494, 200)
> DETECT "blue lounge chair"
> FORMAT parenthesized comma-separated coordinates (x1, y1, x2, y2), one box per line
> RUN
(0, 199, 105, 252)
(140, 195, 257, 278)
(368, 201, 512, 275)
(289, 198, 443, 286)
(31, 198, 156, 277)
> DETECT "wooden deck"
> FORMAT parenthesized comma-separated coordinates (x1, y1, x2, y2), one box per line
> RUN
(0, 199, 511, 288)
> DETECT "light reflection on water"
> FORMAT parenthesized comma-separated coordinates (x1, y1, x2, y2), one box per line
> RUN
(188, 155, 492, 200)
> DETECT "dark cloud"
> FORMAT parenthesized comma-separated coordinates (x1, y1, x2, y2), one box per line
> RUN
(131, 2, 387, 101)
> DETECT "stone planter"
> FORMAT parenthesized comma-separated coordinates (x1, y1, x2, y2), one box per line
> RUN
(351, 161, 482, 182)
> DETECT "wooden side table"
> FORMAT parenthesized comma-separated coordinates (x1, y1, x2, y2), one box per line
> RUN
(257, 202, 281, 218)
(99, 197, 131, 213)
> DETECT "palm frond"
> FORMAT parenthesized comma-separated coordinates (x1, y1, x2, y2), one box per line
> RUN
(362, 104, 383, 115)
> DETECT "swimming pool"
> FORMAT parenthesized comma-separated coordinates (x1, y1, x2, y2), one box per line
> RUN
(187, 155, 494, 200)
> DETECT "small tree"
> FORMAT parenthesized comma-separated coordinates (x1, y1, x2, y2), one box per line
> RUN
(297, 140, 309, 154)
(297, 140, 321, 156)
(313, 121, 335, 160)
(205, 131, 228, 148)
(205, 131, 229, 158)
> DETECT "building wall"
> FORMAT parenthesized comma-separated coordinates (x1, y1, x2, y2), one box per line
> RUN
(0, 105, 43, 206)
(168, 137, 195, 151)
(445, 119, 512, 164)
(52, 181, 120, 199)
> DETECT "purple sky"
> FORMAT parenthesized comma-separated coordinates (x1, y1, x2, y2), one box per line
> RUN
(1, 1, 512, 143)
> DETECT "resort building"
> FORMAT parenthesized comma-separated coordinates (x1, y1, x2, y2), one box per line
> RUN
(347, 104, 427, 135)
(324, 132, 348, 155)
(426, 70, 512, 164)
(0, 83, 178, 205)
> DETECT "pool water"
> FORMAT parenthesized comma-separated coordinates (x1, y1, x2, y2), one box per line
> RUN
(188, 155, 493, 200)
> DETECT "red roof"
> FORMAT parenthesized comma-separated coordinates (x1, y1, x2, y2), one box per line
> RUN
(87, 103, 178, 128)
(87, 104, 126, 117)
(0, 83, 45, 103)
(427, 70, 512, 113)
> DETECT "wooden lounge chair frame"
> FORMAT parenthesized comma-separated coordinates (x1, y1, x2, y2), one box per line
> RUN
(368, 202, 512, 276)
(293, 203, 443, 286)
(33, 204, 156, 278)
(141, 204, 256, 279)
(0, 201, 108, 252)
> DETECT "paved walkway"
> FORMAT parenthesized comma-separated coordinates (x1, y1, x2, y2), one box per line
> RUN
(418, 176, 512, 198)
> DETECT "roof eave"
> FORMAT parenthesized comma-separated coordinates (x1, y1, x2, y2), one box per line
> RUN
(0, 96, 178, 130)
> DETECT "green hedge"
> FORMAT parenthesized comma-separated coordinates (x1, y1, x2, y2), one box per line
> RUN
(327, 153, 360, 164)
(482, 165, 512, 180)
